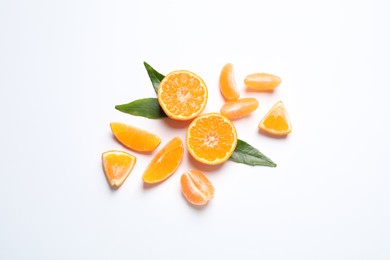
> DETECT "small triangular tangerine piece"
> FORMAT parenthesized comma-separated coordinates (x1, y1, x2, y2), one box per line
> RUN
(186, 113, 237, 165)
(158, 70, 208, 120)
(102, 150, 136, 188)
(259, 101, 292, 136)
(110, 122, 161, 152)
(142, 137, 184, 184)
(219, 63, 240, 101)
(181, 170, 214, 206)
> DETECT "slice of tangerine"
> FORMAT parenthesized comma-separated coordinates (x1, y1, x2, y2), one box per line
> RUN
(102, 150, 136, 188)
(186, 113, 237, 165)
(220, 97, 259, 119)
(142, 137, 184, 184)
(110, 122, 161, 152)
(181, 169, 214, 206)
(219, 63, 240, 101)
(259, 101, 292, 136)
(244, 73, 281, 91)
(158, 70, 208, 120)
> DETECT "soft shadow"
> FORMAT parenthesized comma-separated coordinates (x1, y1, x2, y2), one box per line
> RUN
(160, 117, 192, 129)
(258, 128, 289, 139)
(245, 87, 276, 94)
(181, 193, 210, 211)
(142, 181, 160, 190)
(187, 152, 224, 173)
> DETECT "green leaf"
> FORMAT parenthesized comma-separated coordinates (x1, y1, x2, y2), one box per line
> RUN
(115, 98, 167, 119)
(144, 61, 165, 94)
(229, 139, 277, 167)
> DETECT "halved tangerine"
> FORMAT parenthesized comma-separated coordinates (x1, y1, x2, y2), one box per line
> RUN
(158, 70, 208, 120)
(181, 169, 214, 206)
(186, 113, 237, 165)
(142, 137, 184, 184)
(259, 101, 292, 136)
(102, 150, 136, 188)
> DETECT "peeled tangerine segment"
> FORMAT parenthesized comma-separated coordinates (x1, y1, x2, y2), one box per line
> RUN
(143, 137, 184, 184)
(110, 122, 161, 152)
(180, 170, 214, 206)
(259, 101, 292, 136)
(219, 63, 240, 100)
(244, 73, 281, 91)
(102, 150, 136, 188)
(220, 97, 259, 119)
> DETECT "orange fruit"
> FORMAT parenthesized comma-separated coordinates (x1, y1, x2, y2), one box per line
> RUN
(186, 113, 237, 165)
(220, 97, 259, 119)
(180, 170, 214, 206)
(102, 150, 136, 188)
(158, 70, 208, 120)
(142, 137, 184, 184)
(244, 73, 281, 91)
(259, 101, 292, 136)
(219, 63, 240, 101)
(110, 122, 161, 152)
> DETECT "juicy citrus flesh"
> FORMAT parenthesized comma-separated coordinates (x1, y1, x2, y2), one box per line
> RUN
(180, 169, 214, 206)
(259, 101, 292, 136)
(142, 137, 184, 184)
(219, 63, 240, 101)
(110, 122, 161, 152)
(102, 150, 136, 188)
(186, 113, 238, 165)
(220, 97, 259, 119)
(158, 70, 208, 120)
(244, 73, 281, 91)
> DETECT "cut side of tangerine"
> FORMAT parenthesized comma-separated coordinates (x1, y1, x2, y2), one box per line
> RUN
(158, 70, 208, 120)
(102, 150, 136, 188)
(142, 137, 184, 184)
(181, 170, 214, 206)
(186, 113, 237, 165)
(219, 63, 240, 101)
(220, 97, 259, 119)
(110, 122, 161, 152)
(259, 101, 292, 136)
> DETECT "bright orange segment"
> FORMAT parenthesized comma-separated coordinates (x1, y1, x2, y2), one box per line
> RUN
(102, 150, 136, 188)
(244, 73, 281, 91)
(158, 70, 208, 120)
(259, 101, 292, 136)
(186, 113, 237, 165)
(220, 97, 259, 119)
(142, 137, 184, 184)
(181, 170, 214, 206)
(110, 122, 161, 152)
(219, 63, 240, 101)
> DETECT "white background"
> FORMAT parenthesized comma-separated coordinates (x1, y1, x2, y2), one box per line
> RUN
(1, 0, 390, 259)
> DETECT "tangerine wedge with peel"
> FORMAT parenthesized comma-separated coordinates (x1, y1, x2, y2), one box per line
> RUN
(220, 97, 259, 119)
(143, 137, 184, 184)
(102, 150, 136, 188)
(181, 170, 214, 206)
(219, 63, 240, 101)
(110, 122, 161, 152)
(186, 113, 237, 165)
(259, 101, 292, 136)
(244, 73, 281, 91)
(158, 70, 208, 120)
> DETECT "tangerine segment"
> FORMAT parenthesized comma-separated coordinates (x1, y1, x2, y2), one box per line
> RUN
(181, 170, 214, 206)
(259, 101, 292, 136)
(110, 122, 161, 152)
(220, 97, 259, 119)
(102, 150, 136, 188)
(219, 63, 240, 101)
(244, 73, 281, 91)
(142, 137, 184, 184)
(158, 70, 208, 120)
(186, 113, 237, 165)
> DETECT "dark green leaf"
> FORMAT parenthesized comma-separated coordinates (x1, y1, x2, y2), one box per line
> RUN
(144, 61, 165, 94)
(229, 139, 277, 167)
(115, 98, 167, 119)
